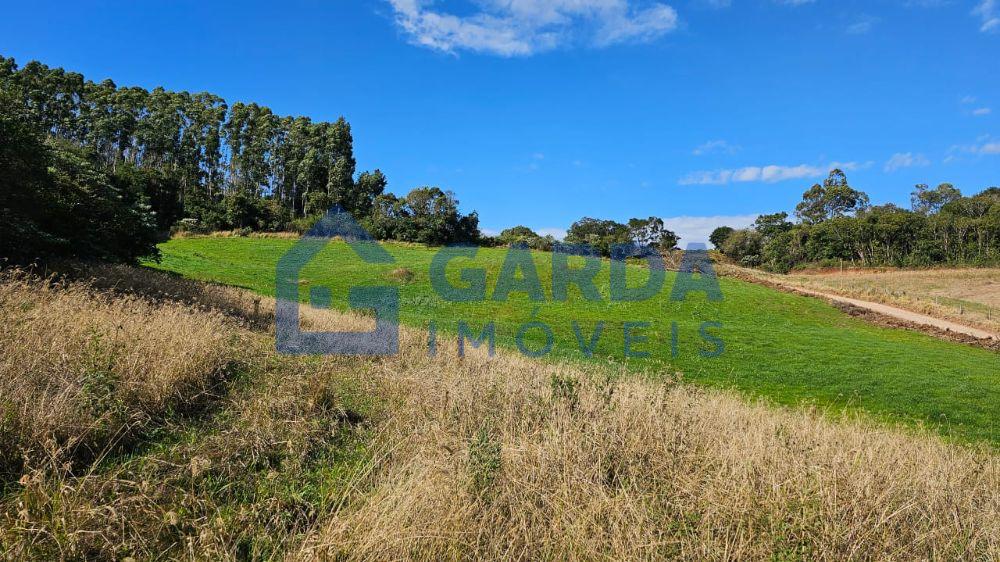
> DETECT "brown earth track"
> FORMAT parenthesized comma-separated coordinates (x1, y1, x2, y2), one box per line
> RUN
(718, 265, 1000, 351)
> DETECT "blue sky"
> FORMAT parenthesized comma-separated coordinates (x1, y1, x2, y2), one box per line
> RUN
(2, 0, 998, 243)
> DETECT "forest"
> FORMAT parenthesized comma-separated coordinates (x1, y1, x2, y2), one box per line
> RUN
(0, 56, 482, 262)
(711, 170, 1000, 272)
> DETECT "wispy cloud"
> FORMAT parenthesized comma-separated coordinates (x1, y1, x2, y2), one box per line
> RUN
(884, 152, 931, 172)
(678, 161, 865, 185)
(386, 0, 680, 56)
(960, 96, 992, 116)
(701, 0, 813, 8)
(973, 0, 1000, 32)
(692, 139, 741, 156)
(846, 15, 879, 35)
(949, 136, 1000, 157)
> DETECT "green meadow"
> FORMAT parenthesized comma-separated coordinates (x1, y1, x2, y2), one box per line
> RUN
(147, 236, 1000, 445)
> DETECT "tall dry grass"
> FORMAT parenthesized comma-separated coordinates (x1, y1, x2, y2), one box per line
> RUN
(299, 326, 1000, 560)
(1, 264, 997, 560)
(2, 352, 375, 560)
(0, 269, 240, 472)
(0, 267, 378, 559)
(56, 261, 275, 329)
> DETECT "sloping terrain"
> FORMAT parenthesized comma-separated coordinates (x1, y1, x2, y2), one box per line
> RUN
(1, 265, 998, 560)
(148, 236, 1000, 444)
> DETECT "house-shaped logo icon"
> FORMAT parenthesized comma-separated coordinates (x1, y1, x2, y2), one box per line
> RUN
(275, 207, 399, 355)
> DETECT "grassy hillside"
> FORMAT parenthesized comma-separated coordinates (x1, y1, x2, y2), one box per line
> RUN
(147, 236, 999, 445)
(2, 265, 997, 559)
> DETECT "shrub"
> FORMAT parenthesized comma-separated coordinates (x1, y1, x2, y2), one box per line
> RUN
(720, 229, 764, 265)
(0, 100, 159, 264)
(388, 267, 416, 284)
(498, 226, 555, 251)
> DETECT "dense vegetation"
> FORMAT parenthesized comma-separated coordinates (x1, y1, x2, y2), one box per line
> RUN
(1, 86, 159, 263)
(713, 170, 1000, 272)
(0, 56, 482, 262)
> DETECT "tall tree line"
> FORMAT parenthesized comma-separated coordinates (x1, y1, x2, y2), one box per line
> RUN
(713, 170, 1000, 272)
(0, 56, 388, 232)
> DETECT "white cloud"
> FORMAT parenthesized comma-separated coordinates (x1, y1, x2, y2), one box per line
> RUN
(961, 95, 978, 105)
(973, 0, 1000, 32)
(979, 142, 1000, 154)
(386, 0, 679, 56)
(536, 227, 569, 240)
(662, 214, 760, 246)
(949, 137, 1000, 156)
(692, 139, 740, 156)
(703, 0, 813, 8)
(678, 162, 863, 186)
(846, 15, 879, 35)
(884, 152, 931, 172)
(679, 170, 732, 185)
(973, 107, 992, 116)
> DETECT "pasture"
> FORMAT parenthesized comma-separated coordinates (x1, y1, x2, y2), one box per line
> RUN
(147, 236, 1000, 445)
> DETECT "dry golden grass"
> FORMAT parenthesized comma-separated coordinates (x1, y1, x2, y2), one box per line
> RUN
(1, 265, 998, 560)
(0, 270, 241, 472)
(297, 328, 1000, 561)
(0, 267, 380, 559)
(2, 351, 375, 560)
(55, 261, 275, 329)
(762, 267, 1000, 334)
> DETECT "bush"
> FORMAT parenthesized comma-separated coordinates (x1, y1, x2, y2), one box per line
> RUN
(709, 226, 735, 249)
(761, 230, 806, 273)
(498, 226, 555, 251)
(720, 229, 764, 266)
(0, 101, 159, 264)
(367, 187, 480, 245)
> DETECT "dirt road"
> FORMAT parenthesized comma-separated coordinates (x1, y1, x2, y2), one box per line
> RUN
(717, 264, 999, 343)
(791, 287, 999, 341)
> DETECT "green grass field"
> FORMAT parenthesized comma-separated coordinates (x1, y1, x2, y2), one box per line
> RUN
(146, 236, 999, 445)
